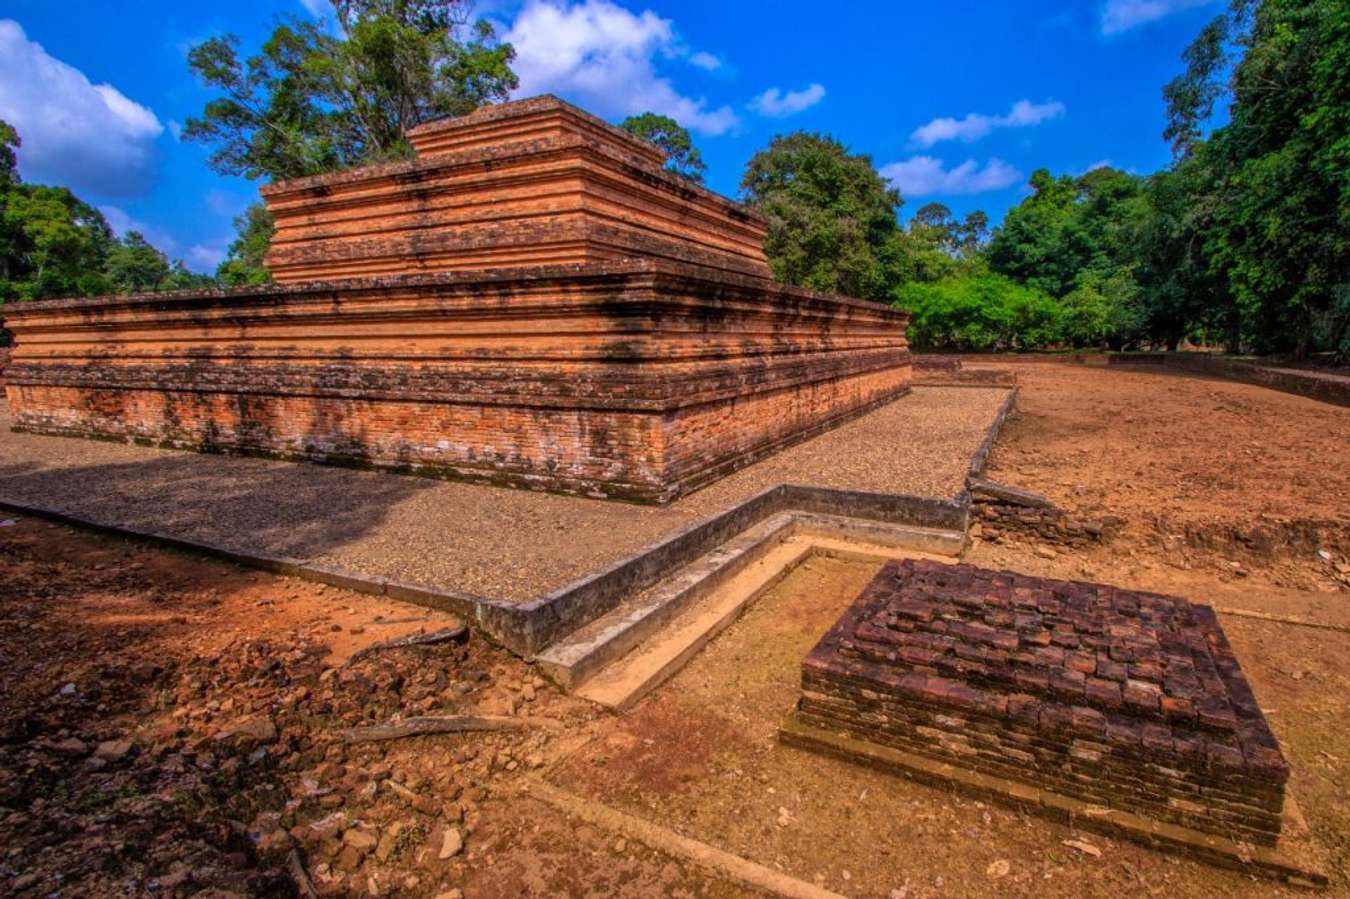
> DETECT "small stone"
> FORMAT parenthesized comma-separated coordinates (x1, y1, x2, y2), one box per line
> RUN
(343, 828, 378, 852)
(1035, 545, 1058, 560)
(986, 859, 1010, 878)
(94, 739, 134, 761)
(308, 811, 347, 841)
(1062, 838, 1102, 858)
(50, 737, 89, 757)
(214, 714, 277, 746)
(375, 822, 404, 862)
(434, 890, 464, 899)
(58, 682, 77, 696)
(335, 844, 365, 872)
(438, 826, 463, 859)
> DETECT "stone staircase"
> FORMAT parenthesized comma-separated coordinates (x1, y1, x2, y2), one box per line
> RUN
(534, 512, 964, 710)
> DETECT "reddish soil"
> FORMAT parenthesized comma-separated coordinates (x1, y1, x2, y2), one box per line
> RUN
(0, 518, 759, 898)
(3, 362, 1347, 898)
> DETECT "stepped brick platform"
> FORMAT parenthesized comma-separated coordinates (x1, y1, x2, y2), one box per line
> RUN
(3, 262, 911, 503)
(261, 95, 772, 284)
(3, 95, 912, 503)
(794, 559, 1288, 845)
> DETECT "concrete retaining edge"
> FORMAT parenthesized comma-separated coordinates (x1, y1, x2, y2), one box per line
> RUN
(0, 386, 1015, 658)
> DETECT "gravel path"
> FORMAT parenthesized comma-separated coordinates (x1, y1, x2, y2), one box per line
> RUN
(0, 387, 1008, 600)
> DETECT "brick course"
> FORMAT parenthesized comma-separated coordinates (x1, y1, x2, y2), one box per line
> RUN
(797, 559, 1288, 844)
(4, 95, 912, 503)
(4, 263, 911, 503)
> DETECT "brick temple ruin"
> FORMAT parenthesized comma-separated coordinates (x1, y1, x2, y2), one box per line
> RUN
(2, 96, 911, 503)
(789, 559, 1289, 846)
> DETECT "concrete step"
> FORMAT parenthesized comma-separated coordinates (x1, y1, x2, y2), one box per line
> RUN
(535, 510, 966, 710)
(574, 536, 816, 711)
(790, 511, 966, 556)
(533, 512, 798, 690)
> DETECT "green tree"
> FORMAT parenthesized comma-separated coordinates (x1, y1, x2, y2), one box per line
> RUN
(184, 0, 518, 181)
(1158, 0, 1350, 357)
(740, 132, 902, 300)
(618, 112, 706, 183)
(0, 119, 18, 188)
(216, 204, 276, 286)
(0, 184, 114, 302)
(893, 273, 1062, 351)
(104, 231, 174, 293)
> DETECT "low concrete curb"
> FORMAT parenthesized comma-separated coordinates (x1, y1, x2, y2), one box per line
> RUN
(1112, 353, 1350, 408)
(1, 386, 1017, 659)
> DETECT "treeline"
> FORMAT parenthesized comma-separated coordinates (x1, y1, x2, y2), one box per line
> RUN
(1, 0, 1344, 362)
(745, 0, 1348, 358)
(0, 123, 213, 304)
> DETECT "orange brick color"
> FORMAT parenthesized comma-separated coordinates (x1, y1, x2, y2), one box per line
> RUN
(3, 96, 913, 503)
(4, 263, 911, 503)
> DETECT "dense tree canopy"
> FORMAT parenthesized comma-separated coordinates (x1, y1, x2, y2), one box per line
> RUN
(184, 0, 517, 181)
(215, 204, 276, 287)
(740, 133, 905, 301)
(619, 113, 706, 183)
(0, 119, 208, 324)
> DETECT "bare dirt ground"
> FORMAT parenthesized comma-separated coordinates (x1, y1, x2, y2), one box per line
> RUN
(0, 518, 759, 898)
(2, 365, 1347, 898)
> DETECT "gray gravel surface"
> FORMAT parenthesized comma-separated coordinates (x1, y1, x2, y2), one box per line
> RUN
(0, 387, 1008, 600)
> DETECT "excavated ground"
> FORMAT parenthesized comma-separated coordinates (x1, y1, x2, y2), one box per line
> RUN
(2, 364, 1347, 898)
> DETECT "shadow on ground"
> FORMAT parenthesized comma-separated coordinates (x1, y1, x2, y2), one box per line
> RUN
(0, 451, 437, 560)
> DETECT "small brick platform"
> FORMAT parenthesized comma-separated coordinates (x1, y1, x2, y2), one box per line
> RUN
(795, 559, 1288, 845)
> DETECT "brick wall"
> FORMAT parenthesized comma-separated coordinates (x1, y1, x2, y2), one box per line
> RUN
(3, 262, 911, 503)
(797, 559, 1288, 844)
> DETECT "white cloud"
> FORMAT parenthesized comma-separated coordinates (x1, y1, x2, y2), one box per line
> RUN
(748, 83, 825, 118)
(880, 156, 1022, 197)
(186, 243, 227, 271)
(298, 0, 330, 17)
(504, 0, 739, 135)
(102, 204, 227, 274)
(99, 205, 177, 249)
(909, 99, 1065, 148)
(1083, 158, 1113, 173)
(688, 51, 721, 71)
(166, 119, 184, 141)
(0, 19, 163, 196)
(1101, 0, 1215, 34)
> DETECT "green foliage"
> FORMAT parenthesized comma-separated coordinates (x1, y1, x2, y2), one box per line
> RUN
(1154, 0, 1350, 357)
(184, 0, 517, 181)
(216, 204, 276, 287)
(740, 132, 903, 300)
(618, 113, 706, 183)
(893, 273, 1062, 352)
(0, 120, 18, 188)
(0, 118, 209, 327)
(104, 232, 214, 294)
(0, 183, 114, 302)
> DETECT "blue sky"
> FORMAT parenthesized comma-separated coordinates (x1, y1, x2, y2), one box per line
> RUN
(0, 0, 1222, 272)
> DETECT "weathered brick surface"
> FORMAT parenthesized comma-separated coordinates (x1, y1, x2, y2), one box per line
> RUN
(798, 559, 1288, 844)
(968, 478, 1123, 547)
(262, 96, 772, 284)
(3, 263, 911, 503)
(5, 95, 912, 502)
